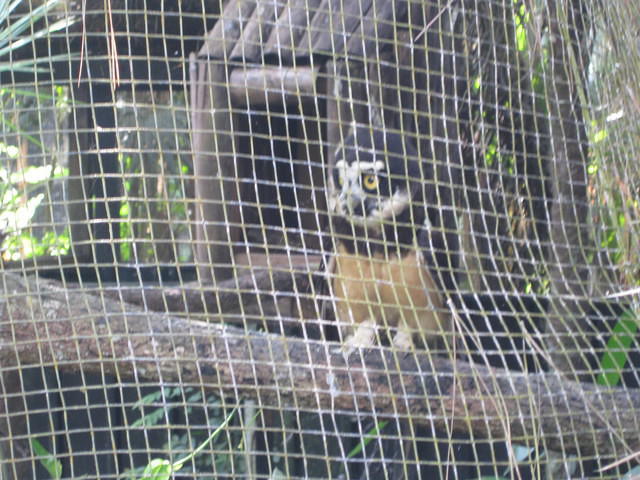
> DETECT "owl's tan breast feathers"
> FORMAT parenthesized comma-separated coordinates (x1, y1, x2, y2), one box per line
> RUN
(331, 242, 445, 337)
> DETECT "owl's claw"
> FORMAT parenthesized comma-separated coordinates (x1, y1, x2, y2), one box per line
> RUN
(333, 321, 376, 357)
(392, 328, 414, 358)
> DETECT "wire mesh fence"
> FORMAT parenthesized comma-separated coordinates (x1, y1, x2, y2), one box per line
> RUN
(1, 0, 640, 478)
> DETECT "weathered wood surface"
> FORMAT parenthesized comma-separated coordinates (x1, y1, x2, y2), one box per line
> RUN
(229, 0, 287, 62)
(199, 0, 258, 59)
(200, 0, 414, 64)
(1, 271, 638, 458)
(190, 56, 241, 282)
(99, 268, 315, 330)
(228, 66, 318, 106)
(264, 0, 324, 62)
(544, 0, 595, 381)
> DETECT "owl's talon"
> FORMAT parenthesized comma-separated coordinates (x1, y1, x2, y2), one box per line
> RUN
(331, 344, 355, 357)
(392, 328, 414, 352)
(330, 342, 361, 358)
(335, 321, 377, 357)
(340, 344, 357, 358)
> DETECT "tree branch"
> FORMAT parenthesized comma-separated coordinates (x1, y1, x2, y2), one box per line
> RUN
(0, 272, 638, 458)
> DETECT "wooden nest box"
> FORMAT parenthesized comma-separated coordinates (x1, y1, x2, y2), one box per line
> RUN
(189, 0, 446, 283)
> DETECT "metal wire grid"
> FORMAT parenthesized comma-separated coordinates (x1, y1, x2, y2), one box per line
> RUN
(0, 0, 639, 478)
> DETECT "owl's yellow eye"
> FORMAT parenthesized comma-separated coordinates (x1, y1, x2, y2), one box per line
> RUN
(362, 174, 378, 191)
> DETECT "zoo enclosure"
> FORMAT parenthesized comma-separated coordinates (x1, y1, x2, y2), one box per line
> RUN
(1, 0, 640, 479)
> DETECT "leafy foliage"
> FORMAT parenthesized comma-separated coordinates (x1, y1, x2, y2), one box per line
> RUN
(0, 0, 75, 72)
(132, 406, 238, 480)
(31, 439, 62, 480)
(0, 155, 70, 261)
(124, 388, 249, 479)
(0, 0, 74, 261)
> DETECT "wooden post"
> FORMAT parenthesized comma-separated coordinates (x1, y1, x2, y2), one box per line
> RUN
(324, 61, 341, 196)
(67, 84, 92, 263)
(190, 55, 240, 283)
(294, 100, 326, 252)
(67, 83, 120, 282)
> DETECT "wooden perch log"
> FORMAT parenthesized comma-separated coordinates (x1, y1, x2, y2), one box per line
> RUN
(1, 271, 639, 458)
(98, 269, 316, 334)
(228, 66, 318, 107)
(101, 269, 305, 316)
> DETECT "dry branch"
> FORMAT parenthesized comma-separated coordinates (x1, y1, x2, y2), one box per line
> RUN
(1, 271, 639, 458)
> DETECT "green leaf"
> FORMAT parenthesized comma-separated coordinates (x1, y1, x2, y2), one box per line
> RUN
(593, 128, 608, 143)
(172, 406, 239, 470)
(133, 406, 239, 479)
(31, 439, 63, 480)
(597, 310, 639, 387)
(516, 23, 527, 51)
(472, 76, 481, 92)
(347, 420, 390, 459)
(0, 0, 60, 50)
(0, 0, 77, 74)
(9, 165, 66, 185)
(131, 406, 166, 428)
(139, 458, 172, 480)
(0, 16, 76, 59)
(0, 142, 19, 157)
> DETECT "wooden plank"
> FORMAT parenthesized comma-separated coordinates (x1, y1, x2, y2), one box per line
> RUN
(294, 101, 326, 252)
(199, 0, 258, 59)
(344, 0, 408, 60)
(300, 0, 374, 58)
(190, 58, 240, 282)
(228, 66, 318, 107)
(263, 0, 324, 64)
(229, 0, 288, 62)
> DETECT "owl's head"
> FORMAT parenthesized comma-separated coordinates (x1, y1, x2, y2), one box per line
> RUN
(332, 126, 421, 229)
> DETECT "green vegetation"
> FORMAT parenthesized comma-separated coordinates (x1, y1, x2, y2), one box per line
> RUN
(0, 0, 74, 73)
(31, 438, 62, 480)
(0, 0, 74, 261)
(130, 406, 238, 480)
(0, 161, 70, 260)
(123, 388, 249, 479)
(597, 309, 639, 387)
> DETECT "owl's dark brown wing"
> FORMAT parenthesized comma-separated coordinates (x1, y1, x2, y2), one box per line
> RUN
(419, 212, 459, 299)
(306, 227, 338, 340)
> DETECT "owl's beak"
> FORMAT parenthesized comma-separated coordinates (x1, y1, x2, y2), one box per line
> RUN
(340, 191, 364, 217)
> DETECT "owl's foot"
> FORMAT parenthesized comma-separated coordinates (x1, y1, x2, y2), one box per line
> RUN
(392, 328, 414, 354)
(334, 320, 376, 357)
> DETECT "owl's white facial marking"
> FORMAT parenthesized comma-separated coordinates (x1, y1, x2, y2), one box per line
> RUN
(335, 159, 384, 188)
(333, 159, 409, 228)
(370, 189, 411, 223)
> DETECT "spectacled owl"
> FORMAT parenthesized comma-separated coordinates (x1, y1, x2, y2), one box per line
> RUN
(326, 126, 451, 354)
